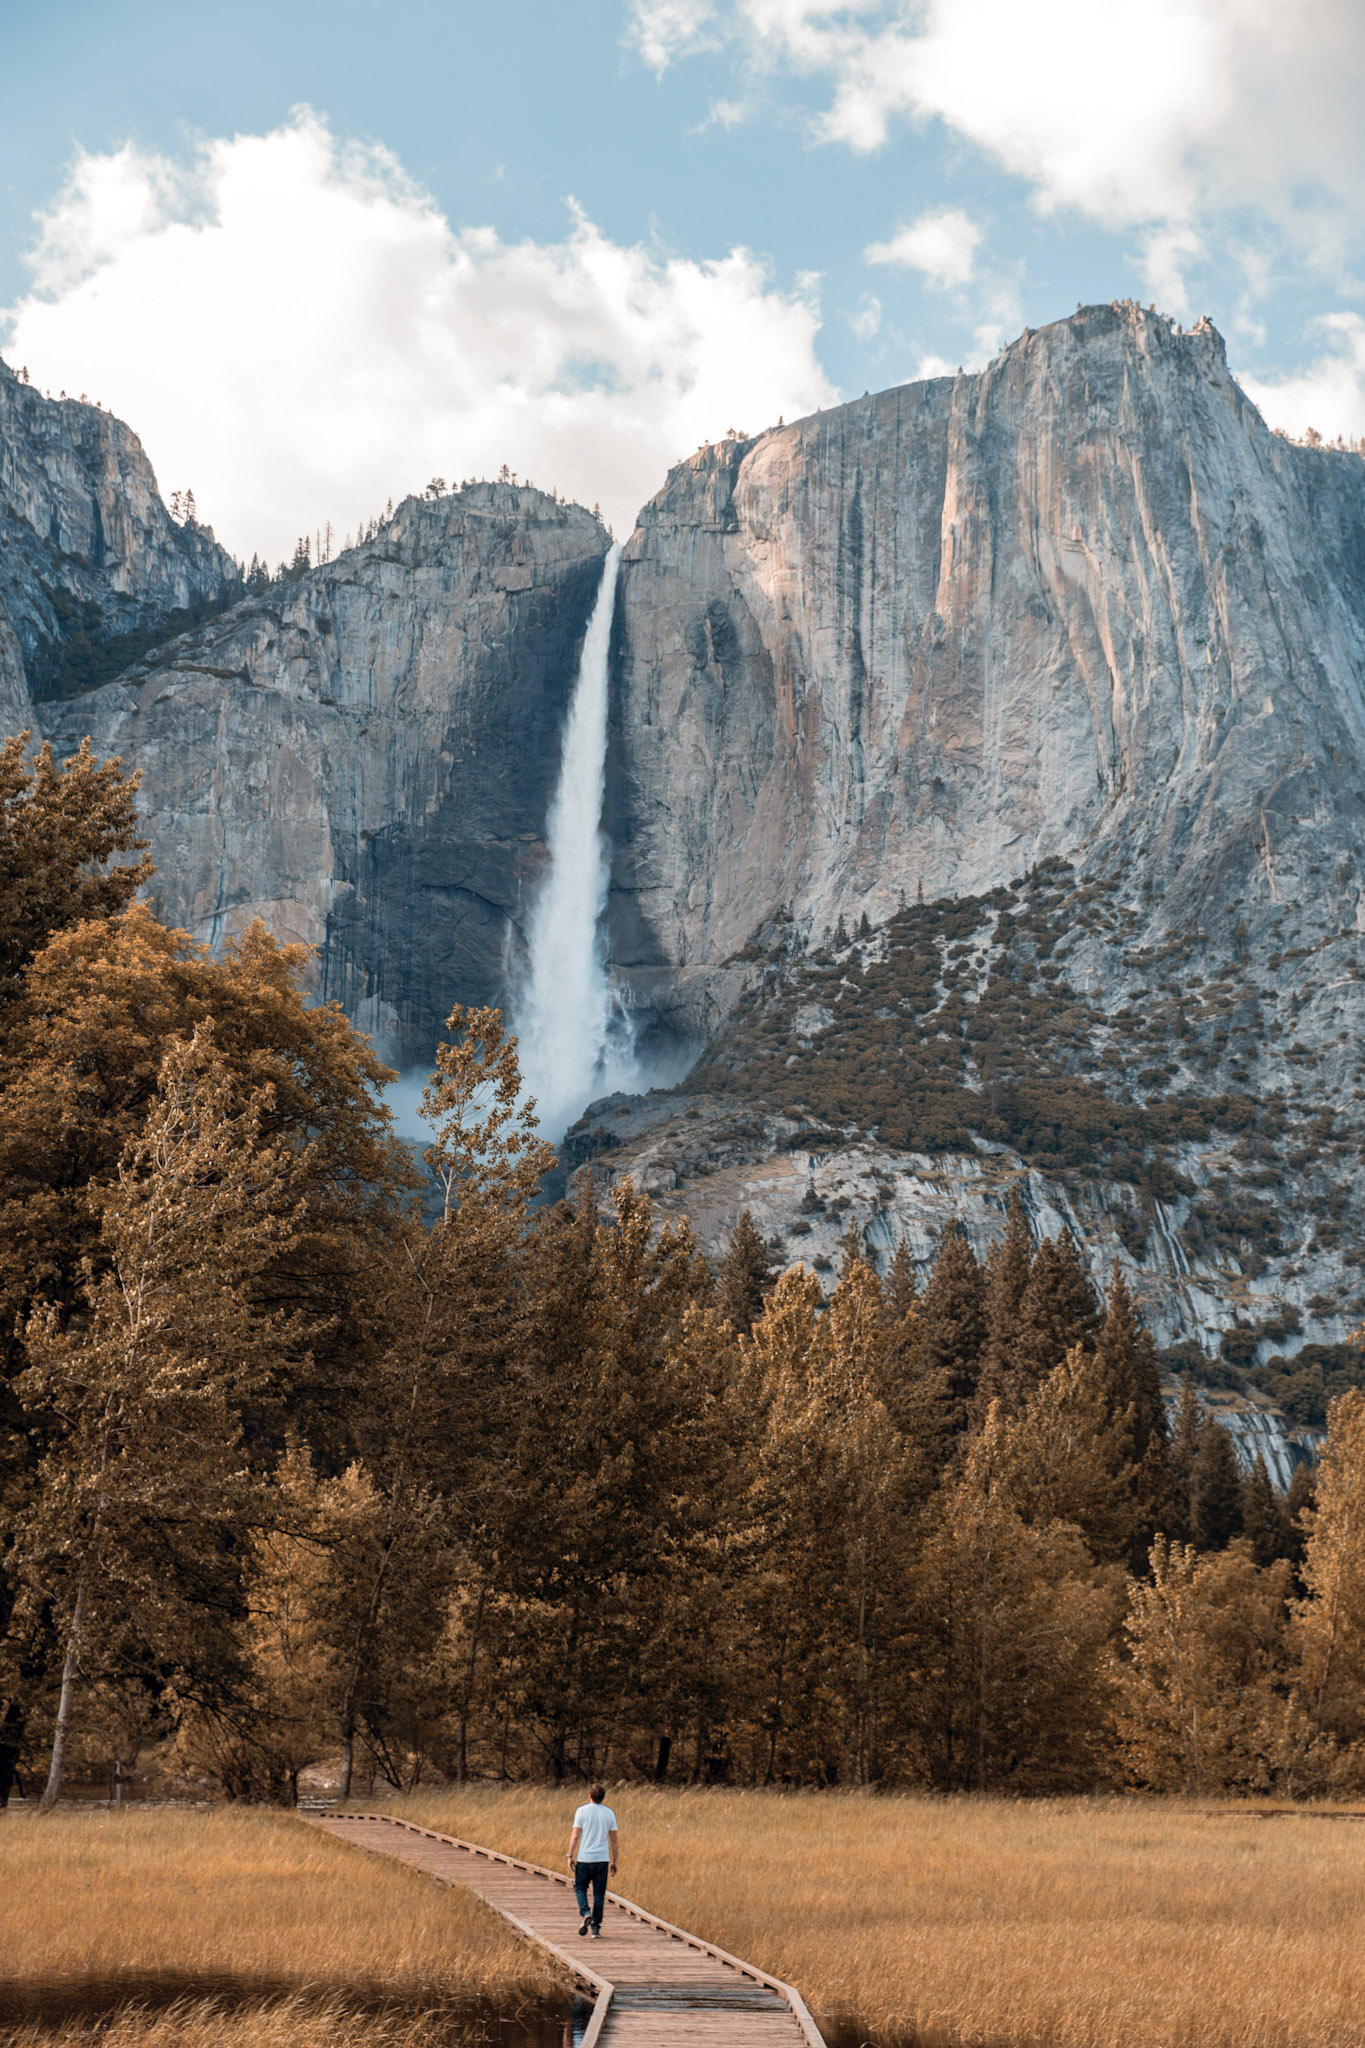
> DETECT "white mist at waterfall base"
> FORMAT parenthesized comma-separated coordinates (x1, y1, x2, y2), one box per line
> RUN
(515, 542, 640, 1146)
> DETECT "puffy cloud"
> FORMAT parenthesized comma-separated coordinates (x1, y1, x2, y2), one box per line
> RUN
(865, 207, 982, 289)
(634, 0, 1365, 290)
(3, 111, 837, 563)
(1240, 314, 1365, 447)
(627, 0, 721, 69)
(847, 292, 882, 339)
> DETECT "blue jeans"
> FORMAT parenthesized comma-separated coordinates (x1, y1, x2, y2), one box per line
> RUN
(574, 1859, 609, 1929)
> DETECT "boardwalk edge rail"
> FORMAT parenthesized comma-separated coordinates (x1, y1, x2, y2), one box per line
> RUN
(307, 1810, 825, 2048)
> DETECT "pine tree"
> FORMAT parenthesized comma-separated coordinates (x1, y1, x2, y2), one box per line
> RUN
(1292, 1387, 1365, 1750)
(0, 735, 151, 1003)
(999, 1346, 1137, 1564)
(330, 1004, 554, 1799)
(919, 1223, 987, 1420)
(717, 1210, 777, 1334)
(1115, 1539, 1293, 1793)
(1190, 1418, 1244, 1551)
(19, 1027, 304, 1807)
(1244, 1452, 1287, 1567)
(884, 1239, 919, 1322)
(979, 1188, 1033, 1404)
(1092, 1271, 1172, 1567)
(1006, 1231, 1100, 1393)
(1283, 1462, 1316, 1583)
(907, 1400, 1117, 1790)
(1167, 1378, 1203, 1544)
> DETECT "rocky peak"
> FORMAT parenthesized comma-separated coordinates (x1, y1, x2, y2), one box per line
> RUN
(0, 354, 237, 726)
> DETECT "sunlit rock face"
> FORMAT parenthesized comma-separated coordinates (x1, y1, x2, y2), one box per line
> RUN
(0, 357, 235, 734)
(44, 486, 610, 1063)
(609, 302, 1365, 1032)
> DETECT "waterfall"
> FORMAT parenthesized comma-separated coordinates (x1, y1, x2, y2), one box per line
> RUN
(516, 542, 635, 1144)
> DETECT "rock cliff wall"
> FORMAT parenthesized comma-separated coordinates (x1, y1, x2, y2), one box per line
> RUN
(609, 303, 1365, 1035)
(0, 356, 235, 732)
(44, 487, 610, 1062)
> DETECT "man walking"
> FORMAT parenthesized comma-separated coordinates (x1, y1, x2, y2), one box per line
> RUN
(568, 1783, 618, 1939)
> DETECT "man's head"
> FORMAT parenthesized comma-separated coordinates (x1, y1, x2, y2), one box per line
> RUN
(590, 1783, 606, 1803)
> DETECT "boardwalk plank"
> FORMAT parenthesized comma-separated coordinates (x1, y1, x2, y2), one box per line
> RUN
(307, 1813, 823, 2048)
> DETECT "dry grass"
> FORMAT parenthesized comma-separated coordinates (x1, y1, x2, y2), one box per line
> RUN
(387, 1785, 1365, 2048)
(0, 1805, 566, 2048)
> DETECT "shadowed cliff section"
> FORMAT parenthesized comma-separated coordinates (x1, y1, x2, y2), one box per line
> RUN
(43, 484, 612, 1064)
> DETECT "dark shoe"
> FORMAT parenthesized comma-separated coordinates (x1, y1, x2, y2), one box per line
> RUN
(591, 1925, 601, 1938)
(579, 1915, 591, 1936)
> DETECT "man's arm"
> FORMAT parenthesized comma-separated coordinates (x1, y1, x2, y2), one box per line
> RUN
(567, 1823, 581, 1872)
(608, 1826, 618, 1875)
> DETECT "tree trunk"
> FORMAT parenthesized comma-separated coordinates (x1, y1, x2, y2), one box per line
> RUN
(40, 1577, 87, 1812)
(0, 1699, 27, 1808)
(653, 1733, 672, 1783)
(456, 1569, 490, 1784)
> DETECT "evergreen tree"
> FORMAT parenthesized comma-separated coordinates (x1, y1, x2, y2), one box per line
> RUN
(1283, 1461, 1316, 1584)
(1093, 1271, 1172, 1567)
(1244, 1453, 1288, 1567)
(1292, 1388, 1365, 1751)
(883, 1239, 919, 1323)
(999, 1346, 1137, 1565)
(907, 1400, 1117, 1790)
(880, 1239, 929, 1436)
(1190, 1418, 1245, 1551)
(0, 735, 150, 1003)
(1006, 1230, 1100, 1393)
(329, 1004, 554, 1799)
(1116, 1539, 1294, 1794)
(717, 1210, 777, 1334)
(1167, 1378, 1203, 1544)
(979, 1188, 1034, 1404)
(18, 1027, 305, 1808)
(918, 1223, 987, 1421)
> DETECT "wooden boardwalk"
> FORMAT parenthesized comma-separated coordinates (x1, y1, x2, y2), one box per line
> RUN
(308, 1813, 824, 2048)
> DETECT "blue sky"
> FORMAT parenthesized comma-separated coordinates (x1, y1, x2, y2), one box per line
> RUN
(4, 0, 1362, 559)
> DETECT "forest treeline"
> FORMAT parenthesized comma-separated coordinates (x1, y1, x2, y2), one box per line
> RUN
(2, 735, 1364, 1807)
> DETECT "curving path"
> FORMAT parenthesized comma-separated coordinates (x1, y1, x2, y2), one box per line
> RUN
(307, 1812, 825, 2048)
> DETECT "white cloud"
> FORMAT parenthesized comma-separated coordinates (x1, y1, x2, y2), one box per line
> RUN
(627, 0, 721, 70)
(847, 292, 881, 339)
(1239, 314, 1365, 447)
(3, 111, 837, 563)
(865, 207, 981, 289)
(639, 1, 1365, 291)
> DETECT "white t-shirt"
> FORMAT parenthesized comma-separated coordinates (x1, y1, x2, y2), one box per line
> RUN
(573, 1802, 617, 1862)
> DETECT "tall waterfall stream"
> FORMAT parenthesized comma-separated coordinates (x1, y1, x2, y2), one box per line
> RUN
(516, 542, 638, 1143)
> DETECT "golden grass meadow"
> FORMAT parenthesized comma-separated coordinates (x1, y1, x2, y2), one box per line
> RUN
(390, 1784, 1365, 2048)
(6, 1791, 1365, 2048)
(0, 1804, 565, 2048)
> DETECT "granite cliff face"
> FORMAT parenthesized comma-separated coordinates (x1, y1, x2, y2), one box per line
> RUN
(43, 486, 610, 1062)
(0, 358, 235, 735)
(608, 302, 1365, 1032)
